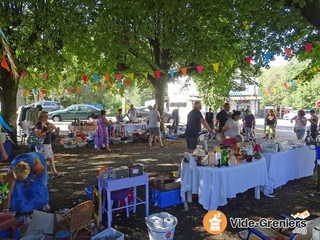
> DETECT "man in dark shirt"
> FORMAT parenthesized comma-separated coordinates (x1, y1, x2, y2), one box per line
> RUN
(215, 103, 231, 141)
(205, 108, 214, 129)
(185, 101, 216, 152)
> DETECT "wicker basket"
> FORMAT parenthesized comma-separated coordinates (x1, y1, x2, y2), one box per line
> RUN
(152, 178, 180, 192)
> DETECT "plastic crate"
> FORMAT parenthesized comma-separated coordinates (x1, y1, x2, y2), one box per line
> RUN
(85, 186, 93, 200)
(91, 227, 124, 240)
(151, 188, 182, 208)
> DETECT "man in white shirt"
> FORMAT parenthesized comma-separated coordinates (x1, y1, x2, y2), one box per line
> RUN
(148, 104, 166, 149)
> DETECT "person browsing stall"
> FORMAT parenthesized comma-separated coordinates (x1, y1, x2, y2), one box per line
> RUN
(215, 103, 231, 141)
(148, 104, 166, 149)
(116, 108, 124, 123)
(2, 152, 49, 214)
(35, 111, 63, 178)
(308, 109, 318, 140)
(185, 101, 216, 152)
(291, 110, 307, 140)
(127, 104, 137, 122)
(221, 110, 242, 140)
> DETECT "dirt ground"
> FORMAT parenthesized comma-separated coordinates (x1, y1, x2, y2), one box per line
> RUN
(1, 134, 320, 240)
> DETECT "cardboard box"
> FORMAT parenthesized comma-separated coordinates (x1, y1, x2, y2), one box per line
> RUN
(91, 227, 124, 240)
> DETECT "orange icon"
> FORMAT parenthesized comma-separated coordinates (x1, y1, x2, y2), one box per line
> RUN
(203, 210, 227, 234)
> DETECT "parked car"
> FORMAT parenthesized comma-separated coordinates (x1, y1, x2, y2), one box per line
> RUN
(84, 102, 104, 110)
(31, 101, 64, 112)
(283, 110, 311, 120)
(48, 104, 101, 122)
(136, 106, 174, 123)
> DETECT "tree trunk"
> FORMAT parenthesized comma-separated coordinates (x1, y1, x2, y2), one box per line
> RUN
(154, 76, 167, 131)
(0, 67, 19, 146)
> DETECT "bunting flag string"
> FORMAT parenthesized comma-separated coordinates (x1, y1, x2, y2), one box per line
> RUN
(17, 41, 316, 96)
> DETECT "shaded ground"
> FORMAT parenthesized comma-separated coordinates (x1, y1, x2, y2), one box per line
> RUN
(1, 134, 320, 239)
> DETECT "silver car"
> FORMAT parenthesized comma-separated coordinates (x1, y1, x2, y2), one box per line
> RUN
(136, 106, 174, 123)
(31, 101, 64, 112)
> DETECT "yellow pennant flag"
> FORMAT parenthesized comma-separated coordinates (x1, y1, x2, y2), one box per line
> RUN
(58, 89, 63, 94)
(128, 73, 134, 80)
(93, 86, 98, 91)
(297, 78, 301, 84)
(181, 67, 188, 76)
(109, 83, 113, 88)
(212, 63, 220, 73)
(31, 73, 36, 80)
(273, 87, 277, 93)
(313, 67, 318, 72)
(49, 89, 53, 95)
(58, 74, 63, 81)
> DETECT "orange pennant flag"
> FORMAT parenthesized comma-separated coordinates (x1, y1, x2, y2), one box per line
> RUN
(297, 78, 301, 84)
(75, 87, 80, 93)
(181, 68, 187, 76)
(105, 74, 110, 82)
(1, 55, 10, 72)
(285, 48, 292, 58)
(212, 63, 220, 73)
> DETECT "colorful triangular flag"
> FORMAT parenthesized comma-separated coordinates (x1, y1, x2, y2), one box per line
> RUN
(196, 65, 203, 74)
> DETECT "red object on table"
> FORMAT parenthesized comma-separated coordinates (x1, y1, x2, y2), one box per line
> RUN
(246, 155, 253, 162)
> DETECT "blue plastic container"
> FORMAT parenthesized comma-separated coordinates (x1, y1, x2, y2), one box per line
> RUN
(316, 146, 320, 159)
(151, 188, 182, 208)
(85, 186, 93, 200)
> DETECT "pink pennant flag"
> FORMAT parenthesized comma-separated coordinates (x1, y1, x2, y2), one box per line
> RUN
(196, 65, 203, 75)
(21, 72, 26, 79)
(245, 56, 252, 65)
(116, 74, 122, 81)
(82, 75, 88, 84)
(304, 43, 313, 54)
(181, 68, 187, 76)
(67, 87, 72, 93)
(101, 84, 105, 90)
(285, 48, 292, 58)
(41, 89, 46, 95)
(20, 89, 25, 94)
(268, 89, 272, 95)
(43, 74, 48, 81)
(154, 70, 160, 79)
(283, 82, 288, 89)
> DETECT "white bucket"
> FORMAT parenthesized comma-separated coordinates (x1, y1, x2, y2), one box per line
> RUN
(146, 212, 178, 240)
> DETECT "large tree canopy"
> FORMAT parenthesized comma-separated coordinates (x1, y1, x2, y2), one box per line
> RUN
(0, 0, 319, 144)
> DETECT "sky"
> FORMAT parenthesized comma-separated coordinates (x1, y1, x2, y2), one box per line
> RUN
(269, 55, 288, 67)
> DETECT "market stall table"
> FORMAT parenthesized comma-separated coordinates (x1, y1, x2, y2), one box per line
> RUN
(98, 173, 149, 228)
(113, 123, 147, 137)
(261, 146, 315, 195)
(68, 124, 96, 134)
(180, 155, 269, 211)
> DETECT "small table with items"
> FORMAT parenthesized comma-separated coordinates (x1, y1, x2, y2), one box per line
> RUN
(98, 173, 149, 228)
(68, 124, 96, 134)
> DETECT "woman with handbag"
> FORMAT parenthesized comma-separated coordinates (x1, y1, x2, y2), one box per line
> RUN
(34, 111, 63, 178)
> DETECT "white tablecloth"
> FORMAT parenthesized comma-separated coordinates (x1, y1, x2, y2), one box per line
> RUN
(261, 146, 315, 195)
(180, 156, 269, 211)
(113, 123, 147, 136)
